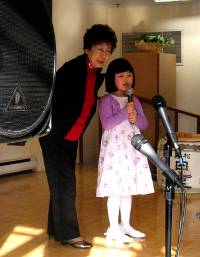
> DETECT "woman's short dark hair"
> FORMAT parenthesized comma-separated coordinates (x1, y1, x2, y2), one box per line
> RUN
(105, 58, 135, 93)
(83, 24, 117, 53)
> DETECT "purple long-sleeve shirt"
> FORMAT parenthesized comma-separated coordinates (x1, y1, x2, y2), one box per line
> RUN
(99, 94, 148, 130)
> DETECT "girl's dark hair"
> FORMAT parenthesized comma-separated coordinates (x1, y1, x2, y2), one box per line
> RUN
(105, 58, 135, 93)
(83, 24, 117, 53)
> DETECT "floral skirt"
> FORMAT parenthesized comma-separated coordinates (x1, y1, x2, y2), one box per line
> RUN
(96, 121, 154, 197)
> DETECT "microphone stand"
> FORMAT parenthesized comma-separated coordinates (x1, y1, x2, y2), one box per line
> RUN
(163, 136, 175, 257)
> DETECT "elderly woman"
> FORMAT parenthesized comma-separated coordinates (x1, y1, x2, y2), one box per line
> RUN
(39, 24, 117, 249)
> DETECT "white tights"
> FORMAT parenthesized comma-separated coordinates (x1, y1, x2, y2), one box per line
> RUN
(107, 195, 132, 231)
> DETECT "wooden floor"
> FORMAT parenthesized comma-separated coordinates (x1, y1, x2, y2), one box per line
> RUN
(0, 164, 200, 257)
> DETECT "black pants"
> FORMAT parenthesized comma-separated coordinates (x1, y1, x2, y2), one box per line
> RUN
(39, 133, 80, 241)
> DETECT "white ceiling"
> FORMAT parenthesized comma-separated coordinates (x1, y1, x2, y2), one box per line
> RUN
(82, 0, 193, 6)
(82, 0, 155, 6)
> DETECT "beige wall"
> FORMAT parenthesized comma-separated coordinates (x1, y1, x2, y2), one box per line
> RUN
(31, 1, 200, 169)
(108, 2, 200, 132)
(53, 0, 109, 68)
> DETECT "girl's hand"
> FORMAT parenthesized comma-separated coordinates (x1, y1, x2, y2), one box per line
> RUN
(126, 102, 135, 114)
(125, 102, 137, 123)
(128, 111, 137, 124)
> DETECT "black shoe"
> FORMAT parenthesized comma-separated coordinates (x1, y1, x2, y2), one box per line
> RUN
(61, 239, 92, 249)
(48, 235, 59, 242)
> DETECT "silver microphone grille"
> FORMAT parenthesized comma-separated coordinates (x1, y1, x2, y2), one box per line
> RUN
(126, 88, 134, 96)
(131, 134, 148, 150)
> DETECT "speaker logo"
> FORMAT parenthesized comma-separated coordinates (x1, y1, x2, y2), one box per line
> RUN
(6, 86, 27, 112)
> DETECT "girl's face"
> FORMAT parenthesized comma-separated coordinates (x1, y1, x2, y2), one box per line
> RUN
(115, 71, 133, 96)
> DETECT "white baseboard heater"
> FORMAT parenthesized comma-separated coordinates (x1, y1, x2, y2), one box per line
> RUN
(0, 142, 37, 176)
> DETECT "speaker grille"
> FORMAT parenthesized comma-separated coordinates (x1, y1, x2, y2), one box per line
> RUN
(0, 0, 55, 140)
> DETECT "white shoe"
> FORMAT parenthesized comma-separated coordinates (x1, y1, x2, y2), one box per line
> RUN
(119, 224, 146, 238)
(105, 227, 133, 243)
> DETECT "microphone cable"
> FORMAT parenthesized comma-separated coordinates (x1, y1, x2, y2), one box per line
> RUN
(174, 185, 187, 257)
(174, 162, 187, 257)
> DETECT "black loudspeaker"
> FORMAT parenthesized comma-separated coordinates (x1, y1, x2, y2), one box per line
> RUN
(0, 0, 56, 143)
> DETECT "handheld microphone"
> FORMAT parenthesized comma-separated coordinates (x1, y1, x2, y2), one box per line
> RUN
(131, 134, 185, 190)
(126, 88, 135, 125)
(152, 95, 183, 163)
(126, 88, 134, 102)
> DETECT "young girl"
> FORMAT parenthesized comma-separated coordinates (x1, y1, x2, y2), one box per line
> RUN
(96, 58, 154, 243)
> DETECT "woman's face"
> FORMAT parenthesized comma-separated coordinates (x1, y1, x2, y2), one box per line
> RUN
(85, 42, 112, 68)
(115, 71, 133, 96)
